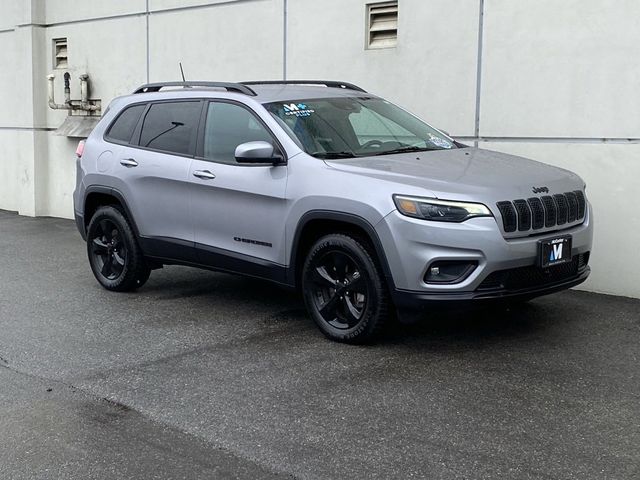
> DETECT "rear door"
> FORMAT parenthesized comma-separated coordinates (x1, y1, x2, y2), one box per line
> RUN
(112, 100, 202, 259)
(189, 100, 288, 272)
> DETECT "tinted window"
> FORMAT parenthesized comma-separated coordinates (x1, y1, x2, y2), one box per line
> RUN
(106, 104, 145, 143)
(203, 102, 274, 163)
(139, 101, 201, 155)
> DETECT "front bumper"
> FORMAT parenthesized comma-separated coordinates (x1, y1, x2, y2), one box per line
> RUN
(376, 203, 593, 304)
(393, 266, 589, 310)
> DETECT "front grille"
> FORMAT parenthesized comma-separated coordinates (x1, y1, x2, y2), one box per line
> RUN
(496, 190, 586, 233)
(477, 252, 590, 292)
(497, 201, 517, 233)
(541, 196, 557, 227)
(513, 199, 531, 231)
(575, 190, 586, 219)
(527, 197, 545, 230)
(565, 192, 578, 223)
(554, 193, 569, 225)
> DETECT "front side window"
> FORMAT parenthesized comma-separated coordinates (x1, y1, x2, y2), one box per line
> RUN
(139, 101, 201, 155)
(106, 104, 146, 144)
(264, 97, 455, 159)
(203, 101, 274, 164)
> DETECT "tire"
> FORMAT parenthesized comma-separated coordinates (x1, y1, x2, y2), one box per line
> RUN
(301, 233, 390, 343)
(86, 206, 151, 292)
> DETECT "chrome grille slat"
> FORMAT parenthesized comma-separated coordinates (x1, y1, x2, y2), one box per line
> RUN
(496, 190, 586, 234)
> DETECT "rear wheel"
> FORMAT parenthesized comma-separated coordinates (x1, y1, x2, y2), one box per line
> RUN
(301, 234, 389, 343)
(86, 206, 150, 292)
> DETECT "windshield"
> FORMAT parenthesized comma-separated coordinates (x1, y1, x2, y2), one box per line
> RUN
(264, 97, 457, 159)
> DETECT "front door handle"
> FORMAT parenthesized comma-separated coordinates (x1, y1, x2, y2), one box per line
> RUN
(120, 158, 138, 167)
(193, 170, 216, 180)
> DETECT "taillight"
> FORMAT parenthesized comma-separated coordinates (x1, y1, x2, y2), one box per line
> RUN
(75, 140, 85, 157)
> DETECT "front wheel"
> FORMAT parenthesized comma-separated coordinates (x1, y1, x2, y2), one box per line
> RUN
(86, 206, 150, 292)
(301, 234, 390, 343)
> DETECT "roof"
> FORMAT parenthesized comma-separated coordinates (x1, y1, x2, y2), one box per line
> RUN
(247, 83, 373, 103)
(128, 81, 374, 104)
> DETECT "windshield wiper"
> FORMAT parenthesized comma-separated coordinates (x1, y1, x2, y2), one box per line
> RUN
(370, 146, 441, 156)
(311, 151, 358, 159)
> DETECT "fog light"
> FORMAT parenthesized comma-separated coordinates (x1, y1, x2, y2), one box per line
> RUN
(425, 261, 477, 284)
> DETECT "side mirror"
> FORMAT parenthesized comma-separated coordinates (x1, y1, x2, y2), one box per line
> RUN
(235, 141, 285, 165)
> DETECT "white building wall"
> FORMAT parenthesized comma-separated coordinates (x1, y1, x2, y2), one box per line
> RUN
(0, 0, 638, 298)
(287, 0, 480, 136)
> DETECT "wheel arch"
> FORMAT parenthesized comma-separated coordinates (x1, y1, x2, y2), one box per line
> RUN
(83, 186, 141, 239)
(288, 211, 395, 291)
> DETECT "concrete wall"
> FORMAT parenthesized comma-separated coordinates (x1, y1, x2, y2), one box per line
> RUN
(0, 0, 638, 298)
(287, 0, 479, 135)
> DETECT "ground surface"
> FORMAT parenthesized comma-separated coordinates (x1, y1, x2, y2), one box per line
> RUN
(0, 210, 638, 479)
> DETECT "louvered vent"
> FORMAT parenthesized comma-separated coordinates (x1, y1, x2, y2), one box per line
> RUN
(54, 38, 68, 69)
(367, 2, 398, 49)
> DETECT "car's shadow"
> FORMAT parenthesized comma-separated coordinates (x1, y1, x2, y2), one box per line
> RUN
(139, 266, 553, 347)
(384, 302, 548, 347)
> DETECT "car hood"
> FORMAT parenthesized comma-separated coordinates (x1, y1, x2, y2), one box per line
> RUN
(324, 147, 584, 201)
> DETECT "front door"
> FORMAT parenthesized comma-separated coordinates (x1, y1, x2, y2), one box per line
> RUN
(189, 100, 288, 277)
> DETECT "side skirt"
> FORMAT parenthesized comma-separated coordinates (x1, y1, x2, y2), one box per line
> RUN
(138, 236, 292, 288)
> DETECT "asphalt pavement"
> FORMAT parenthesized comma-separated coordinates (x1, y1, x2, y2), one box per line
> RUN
(0, 210, 638, 479)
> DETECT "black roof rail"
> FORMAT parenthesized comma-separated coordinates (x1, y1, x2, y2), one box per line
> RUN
(241, 80, 367, 93)
(132, 81, 257, 96)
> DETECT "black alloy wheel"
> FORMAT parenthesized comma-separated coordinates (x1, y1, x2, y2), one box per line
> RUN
(91, 218, 127, 280)
(302, 234, 389, 343)
(308, 250, 368, 330)
(86, 206, 150, 292)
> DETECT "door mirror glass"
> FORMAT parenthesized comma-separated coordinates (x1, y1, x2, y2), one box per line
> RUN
(235, 141, 283, 164)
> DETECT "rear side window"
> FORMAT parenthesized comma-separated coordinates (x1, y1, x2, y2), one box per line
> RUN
(105, 104, 146, 144)
(139, 101, 201, 155)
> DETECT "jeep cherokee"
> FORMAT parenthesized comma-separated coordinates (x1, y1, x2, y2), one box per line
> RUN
(73, 80, 593, 343)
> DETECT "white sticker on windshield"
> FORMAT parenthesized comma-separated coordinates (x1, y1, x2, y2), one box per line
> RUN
(428, 133, 453, 149)
(283, 103, 315, 117)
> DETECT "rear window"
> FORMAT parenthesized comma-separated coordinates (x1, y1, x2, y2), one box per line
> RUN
(105, 104, 146, 144)
(139, 101, 201, 156)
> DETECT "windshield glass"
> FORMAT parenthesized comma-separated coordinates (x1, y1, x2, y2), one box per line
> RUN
(264, 97, 456, 159)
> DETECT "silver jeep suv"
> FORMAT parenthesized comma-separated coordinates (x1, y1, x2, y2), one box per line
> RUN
(73, 80, 593, 343)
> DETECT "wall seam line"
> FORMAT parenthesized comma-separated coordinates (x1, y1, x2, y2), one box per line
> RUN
(146, 0, 150, 83)
(283, 0, 287, 80)
(473, 0, 485, 148)
(26, 0, 265, 28)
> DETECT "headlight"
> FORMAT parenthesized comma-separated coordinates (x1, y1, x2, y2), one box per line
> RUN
(393, 195, 493, 222)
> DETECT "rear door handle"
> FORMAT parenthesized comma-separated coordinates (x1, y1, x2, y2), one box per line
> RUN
(193, 170, 216, 180)
(120, 158, 138, 167)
